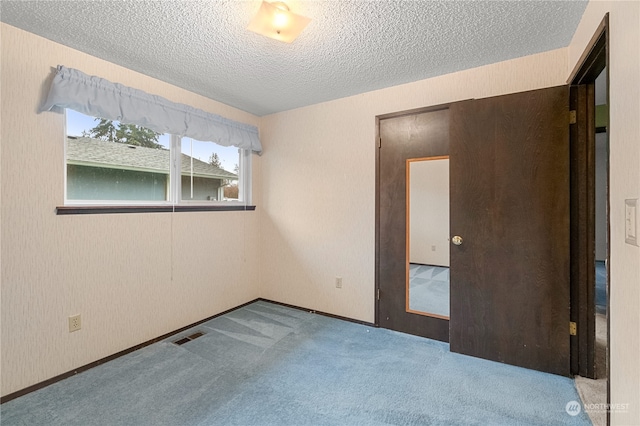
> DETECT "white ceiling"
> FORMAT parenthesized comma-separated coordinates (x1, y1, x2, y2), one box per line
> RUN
(1, 0, 588, 116)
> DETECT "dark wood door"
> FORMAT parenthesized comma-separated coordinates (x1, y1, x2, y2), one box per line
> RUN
(377, 107, 450, 342)
(449, 86, 570, 376)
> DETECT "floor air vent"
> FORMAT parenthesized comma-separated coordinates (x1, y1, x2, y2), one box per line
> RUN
(173, 331, 205, 346)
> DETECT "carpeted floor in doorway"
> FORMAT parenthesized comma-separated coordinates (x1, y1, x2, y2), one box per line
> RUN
(1, 301, 591, 425)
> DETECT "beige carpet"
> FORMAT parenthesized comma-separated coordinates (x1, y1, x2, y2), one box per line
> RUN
(576, 313, 608, 426)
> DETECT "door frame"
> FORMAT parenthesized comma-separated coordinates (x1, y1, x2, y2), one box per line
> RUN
(374, 12, 610, 384)
(567, 13, 609, 385)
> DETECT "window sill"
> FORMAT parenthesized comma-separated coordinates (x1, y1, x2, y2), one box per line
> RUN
(56, 205, 256, 215)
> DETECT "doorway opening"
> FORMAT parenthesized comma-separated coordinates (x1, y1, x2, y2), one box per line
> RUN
(594, 66, 609, 381)
(568, 13, 609, 426)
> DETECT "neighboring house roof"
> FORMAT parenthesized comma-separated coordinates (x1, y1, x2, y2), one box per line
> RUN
(66, 137, 237, 180)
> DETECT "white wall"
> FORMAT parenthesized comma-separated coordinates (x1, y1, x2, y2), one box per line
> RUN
(569, 1, 640, 423)
(259, 48, 568, 323)
(409, 158, 450, 267)
(0, 24, 262, 397)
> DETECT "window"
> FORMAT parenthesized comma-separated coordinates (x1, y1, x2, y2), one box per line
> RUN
(65, 110, 250, 206)
(179, 137, 244, 202)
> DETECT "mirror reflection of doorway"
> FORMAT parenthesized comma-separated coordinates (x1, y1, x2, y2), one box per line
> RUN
(407, 156, 450, 319)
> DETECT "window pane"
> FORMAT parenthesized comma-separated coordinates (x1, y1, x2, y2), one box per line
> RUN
(66, 110, 170, 202)
(180, 137, 240, 202)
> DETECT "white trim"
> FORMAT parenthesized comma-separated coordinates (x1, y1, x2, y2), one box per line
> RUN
(170, 135, 181, 204)
(239, 148, 252, 205)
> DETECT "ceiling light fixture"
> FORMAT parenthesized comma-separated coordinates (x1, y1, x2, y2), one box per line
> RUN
(247, 1, 311, 43)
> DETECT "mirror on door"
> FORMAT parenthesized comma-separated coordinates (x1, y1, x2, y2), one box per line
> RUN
(406, 156, 450, 319)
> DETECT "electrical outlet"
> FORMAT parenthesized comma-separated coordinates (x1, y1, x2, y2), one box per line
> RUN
(335, 277, 342, 289)
(69, 314, 81, 332)
(431, 245, 436, 251)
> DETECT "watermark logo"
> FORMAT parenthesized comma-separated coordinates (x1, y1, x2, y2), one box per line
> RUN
(566, 400, 582, 416)
(566, 400, 630, 416)
(584, 403, 630, 414)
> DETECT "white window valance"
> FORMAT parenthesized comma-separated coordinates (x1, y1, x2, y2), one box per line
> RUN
(41, 65, 262, 154)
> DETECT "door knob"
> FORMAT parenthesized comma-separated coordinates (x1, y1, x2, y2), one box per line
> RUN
(452, 236, 463, 246)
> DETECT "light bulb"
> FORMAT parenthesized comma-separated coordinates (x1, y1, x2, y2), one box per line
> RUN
(273, 10, 290, 31)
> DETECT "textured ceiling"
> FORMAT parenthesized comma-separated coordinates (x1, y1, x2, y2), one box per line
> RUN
(1, 1, 588, 116)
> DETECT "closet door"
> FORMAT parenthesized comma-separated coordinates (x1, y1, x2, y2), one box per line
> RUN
(449, 85, 570, 376)
(377, 107, 450, 342)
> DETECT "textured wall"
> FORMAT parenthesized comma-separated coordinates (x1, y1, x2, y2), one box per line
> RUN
(0, 24, 261, 396)
(569, 2, 640, 423)
(259, 48, 568, 323)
